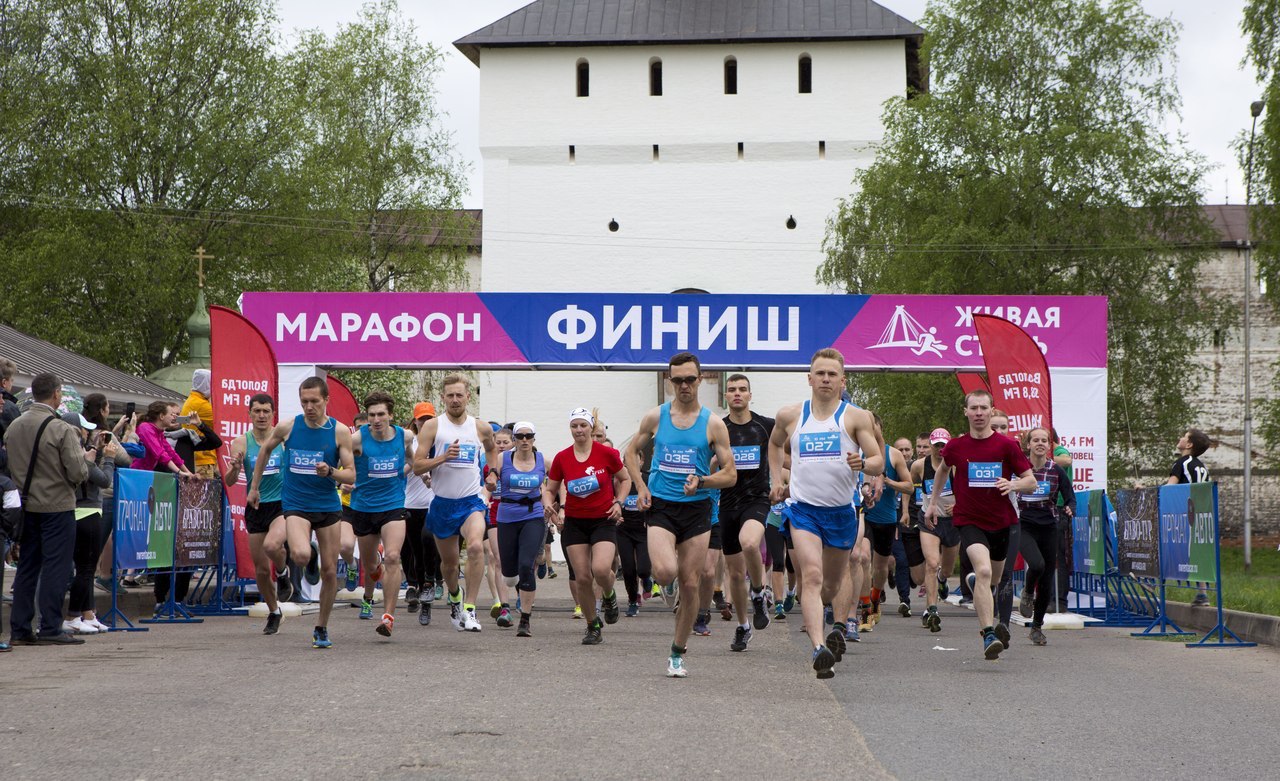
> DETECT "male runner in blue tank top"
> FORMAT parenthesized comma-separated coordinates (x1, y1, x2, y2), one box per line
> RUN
(768, 348, 884, 679)
(625, 352, 737, 678)
(862, 415, 914, 631)
(412, 374, 498, 634)
(223, 393, 292, 635)
(349, 391, 413, 638)
(248, 376, 356, 649)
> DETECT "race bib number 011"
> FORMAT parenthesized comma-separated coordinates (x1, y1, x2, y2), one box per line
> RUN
(968, 462, 1001, 489)
(797, 431, 841, 462)
(509, 472, 541, 493)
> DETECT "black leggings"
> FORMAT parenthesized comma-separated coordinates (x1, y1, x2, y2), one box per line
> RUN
(1021, 522, 1058, 626)
(765, 525, 793, 573)
(996, 523, 1021, 625)
(68, 511, 105, 614)
(497, 518, 544, 593)
(402, 508, 428, 588)
(411, 508, 442, 585)
(616, 522, 651, 603)
(153, 572, 192, 605)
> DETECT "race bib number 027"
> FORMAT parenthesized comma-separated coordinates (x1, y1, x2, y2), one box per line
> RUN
(797, 431, 841, 462)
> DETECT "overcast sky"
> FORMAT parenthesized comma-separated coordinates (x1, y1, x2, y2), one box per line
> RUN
(276, 0, 1264, 209)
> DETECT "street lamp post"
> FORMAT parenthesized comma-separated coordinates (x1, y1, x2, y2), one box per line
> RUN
(1243, 99, 1265, 571)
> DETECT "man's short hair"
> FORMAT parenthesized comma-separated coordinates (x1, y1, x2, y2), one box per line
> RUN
(0, 357, 16, 382)
(363, 391, 395, 415)
(441, 373, 470, 391)
(248, 393, 274, 410)
(299, 376, 328, 398)
(810, 347, 845, 367)
(964, 388, 994, 406)
(353, 412, 369, 425)
(668, 352, 701, 374)
(726, 373, 750, 389)
(1187, 428, 1212, 457)
(917, 432, 931, 442)
(29, 372, 60, 402)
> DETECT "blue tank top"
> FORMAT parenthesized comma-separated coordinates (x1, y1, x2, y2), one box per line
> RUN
(648, 404, 713, 503)
(282, 415, 341, 512)
(351, 425, 406, 513)
(865, 444, 900, 525)
(245, 432, 283, 503)
(497, 450, 545, 523)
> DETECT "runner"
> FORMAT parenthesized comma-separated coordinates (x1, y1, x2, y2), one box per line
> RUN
(494, 421, 548, 637)
(890, 436, 919, 616)
(247, 377, 356, 649)
(719, 374, 775, 651)
(625, 352, 737, 678)
(545, 408, 630, 645)
(617, 479, 652, 617)
(692, 491, 723, 639)
(1017, 427, 1075, 645)
(485, 426, 514, 623)
(338, 412, 369, 594)
(348, 392, 411, 638)
(768, 348, 884, 679)
(913, 428, 959, 632)
(924, 390, 1035, 660)
(862, 421, 913, 634)
(960, 408, 1013, 606)
(413, 374, 498, 633)
(223, 393, 292, 634)
(403, 402, 437, 626)
(763, 467, 797, 621)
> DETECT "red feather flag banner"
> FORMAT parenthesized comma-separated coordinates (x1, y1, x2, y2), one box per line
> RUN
(972, 314, 1052, 437)
(326, 374, 360, 428)
(956, 372, 991, 397)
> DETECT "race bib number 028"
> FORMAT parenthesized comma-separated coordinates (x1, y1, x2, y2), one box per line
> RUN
(732, 445, 761, 471)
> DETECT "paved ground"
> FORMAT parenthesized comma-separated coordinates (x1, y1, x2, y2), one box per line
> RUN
(2, 573, 1277, 780)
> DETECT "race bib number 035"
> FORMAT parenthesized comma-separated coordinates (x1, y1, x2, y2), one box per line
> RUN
(658, 445, 698, 475)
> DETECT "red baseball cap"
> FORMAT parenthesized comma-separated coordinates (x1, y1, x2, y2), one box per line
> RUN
(929, 428, 951, 445)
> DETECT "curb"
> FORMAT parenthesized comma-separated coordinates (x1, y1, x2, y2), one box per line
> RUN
(1164, 601, 1280, 646)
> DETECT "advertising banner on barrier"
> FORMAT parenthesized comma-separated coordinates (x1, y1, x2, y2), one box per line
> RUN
(114, 469, 177, 570)
(1115, 487, 1160, 579)
(1158, 482, 1218, 584)
(1072, 489, 1107, 575)
(176, 479, 223, 568)
(973, 314, 1053, 435)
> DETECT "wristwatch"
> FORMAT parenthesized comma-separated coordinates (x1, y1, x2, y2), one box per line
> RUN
(697, 476, 706, 489)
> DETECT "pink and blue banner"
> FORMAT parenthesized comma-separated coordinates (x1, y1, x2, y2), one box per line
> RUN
(240, 293, 1108, 370)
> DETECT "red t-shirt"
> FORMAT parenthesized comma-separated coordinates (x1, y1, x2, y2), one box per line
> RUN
(549, 442, 624, 519)
(941, 432, 1032, 531)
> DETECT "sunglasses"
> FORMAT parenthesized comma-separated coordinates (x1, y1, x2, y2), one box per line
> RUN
(669, 375, 699, 386)
(513, 432, 535, 440)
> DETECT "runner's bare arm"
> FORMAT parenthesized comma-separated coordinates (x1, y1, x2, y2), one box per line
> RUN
(247, 419, 292, 506)
(542, 477, 561, 522)
(478, 420, 498, 481)
(849, 408, 885, 476)
(327, 423, 356, 486)
(885, 448, 914, 495)
(403, 436, 414, 475)
(624, 407, 660, 507)
(222, 435, 247, 487)
(412, 419, 447, 475)
(768, 404, 799, 504)
(349, 429, 363, 458)
(699, 416, 737, 491)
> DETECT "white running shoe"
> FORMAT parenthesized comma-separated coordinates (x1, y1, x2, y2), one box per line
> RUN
(68, 617, 99, 634)
(666, 655, 688, 678)
(87, 617, 111, 632)
(462, 608, 482, 632)
(450, 601, 465, 631)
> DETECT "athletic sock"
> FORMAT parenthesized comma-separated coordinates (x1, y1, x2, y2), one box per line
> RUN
(277, 566, 289, 577)
(871, 588, 881, 604)
(463, 603, 475, 612)
(450, 589, 463, 603)
(671, 643, 686, 657)
(740, 622, 750, 631)
(521, 612, 531, 620)
(603, 590, 615, 601)
(270, 608, 282, 615)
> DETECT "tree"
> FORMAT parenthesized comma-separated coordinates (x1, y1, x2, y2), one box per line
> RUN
(820, 0, 1227, 481)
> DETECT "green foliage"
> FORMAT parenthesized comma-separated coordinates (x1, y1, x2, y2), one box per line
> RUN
(821, 0, 1227, 480)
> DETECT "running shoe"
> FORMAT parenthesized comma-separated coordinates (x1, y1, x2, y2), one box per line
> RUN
(449, 601, 465, 631)
(305, 542, 321, 585)
(1019, 590, 1034, 619)
(572, 605, 584, 619)
(845, 623, 860, 643)
(461, 608, 483, 632)
(94, 575, 114, 593)
(537, 562, 547, 579)
(937, 575, 949, 600)
(752, 592, 771, 630)
(582, 618, 603, 645)
(898, 602, 912, 617)
(715, 593, 733, 621)
(406, 586, 420, 614)
(693, 612, 711, 636)
(994, 621, 1011, 649)
(1029, 625, 1048, 645)
(517, 615, 531, 637)
(650, 581, 662, 601)
(489, 601, 503, 619)
(67, 617, 98, 635)
(783, 592, 796, 613)
(422, 581, 435, 603)
(312, 626, 332, 649)
(434, 583, 444, 601)
(982, 631, 1005, 661)
(925, 608, 942, 633)
(359, 599, 374, 619)
(547, 565, 558, 579)
(368, 563, 384, 586)
(812, 645, 836, 679)
(825, 628, 847, 662)
(870, 604, 882, 626)
(965, 572, 977, 595)
(762, 585, 775, 608)
(730, 625, 752, 652)
(666, 655, 688, 678)
(377, 613, 394, 637)
(887, 569, 896, 590)
(774, 603, 787, 621)
(858, 608, 873, 633)
(1192, 592, 1210, 607)
(823, 604, 833, 627)
(276, 568, 294, 603)
(918, 585, 926, 598)
(625, 601, 640, 618)
(263, 611, 282, 635)
(661, 580, 678, 608)
(496, 607, 513, 628)
(87, 617, 110, 633)
(344, 565, 359, 592)
(602, 592, 620, 625)
(419, 603, 431, 626)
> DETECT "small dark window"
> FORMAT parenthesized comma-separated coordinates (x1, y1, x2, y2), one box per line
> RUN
(737, 142, 744, 161)
(798, 55, 812, 93)
(1212, 328, 1225, 348)
(576, 59, 589, 97)
(650, 58, 663, 96)
(569, 145, 576, 163)
(653, 144, 660, 162)
(818, 140, 825, 159)
(724, 57, 737, 94)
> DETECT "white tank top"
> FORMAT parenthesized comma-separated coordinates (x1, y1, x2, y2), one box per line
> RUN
(405, 437, 435, 510)
(789, 400, 859, 507)
(431, 414, 482, 500)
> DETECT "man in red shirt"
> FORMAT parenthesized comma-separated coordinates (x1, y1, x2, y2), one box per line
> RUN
(924, 389, 1035, 660)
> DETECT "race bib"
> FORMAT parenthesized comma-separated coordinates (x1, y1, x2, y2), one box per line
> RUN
(797, 431, 841, 462)
(923, 477, 953, 497)
(288, 449, 323, 475)
(1024, 479, 1052, 502)
(658, 444, 698, 475)
(567, 473, 601, 498)
(914, 486, 924, 505)
(368, 456, 400, 479)
(732, 445, 762, 471)
(261, 449, 281, 476)
(623, 495, 639, 511)
(967, 462, 1001, 489)
(508, 472, 541, 493)
(447, 442, 478, 466)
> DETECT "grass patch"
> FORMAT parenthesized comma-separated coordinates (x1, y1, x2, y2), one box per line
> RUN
(1165, 544, 1280, 617)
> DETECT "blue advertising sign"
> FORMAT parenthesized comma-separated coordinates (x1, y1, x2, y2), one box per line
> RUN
(114, 469, 176, 570)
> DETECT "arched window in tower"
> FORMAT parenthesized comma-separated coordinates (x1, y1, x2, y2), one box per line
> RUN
(650, 57, 663, 96)
(724, 57, 737, 95)
(576, 59, 589, 97)
(798, 54, 812, 94)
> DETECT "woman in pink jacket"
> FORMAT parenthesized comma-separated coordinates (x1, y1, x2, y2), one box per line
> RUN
(130, 401, 195, 478)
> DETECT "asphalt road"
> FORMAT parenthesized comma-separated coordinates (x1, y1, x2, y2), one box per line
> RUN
(2, 575, 1276, 780)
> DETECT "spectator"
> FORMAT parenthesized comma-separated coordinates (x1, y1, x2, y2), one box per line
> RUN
(130, 401, 199, 614)
(183, 369, 218, 480)
(1, 468, 20, 651)
(83, 394, 134, 593)
(61, 412, 113, 634)
(3, 373, 92, 645)
(0, 357, 20, 476)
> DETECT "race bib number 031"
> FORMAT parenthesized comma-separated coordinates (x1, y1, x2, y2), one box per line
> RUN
(967, 462, 1001, 489)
